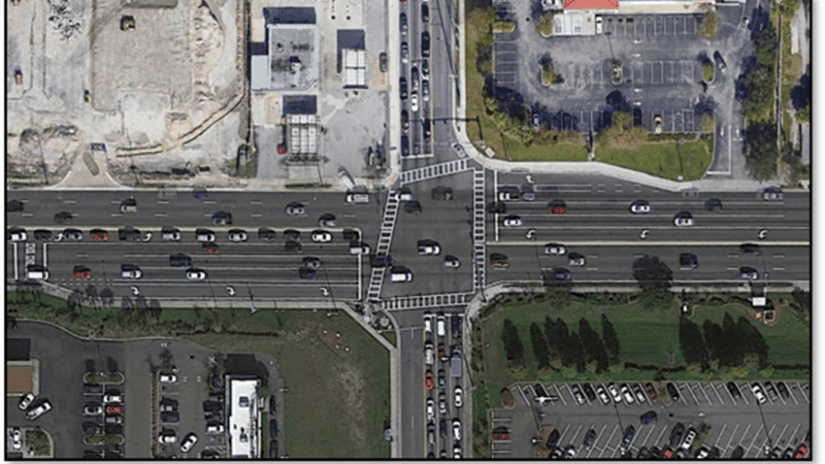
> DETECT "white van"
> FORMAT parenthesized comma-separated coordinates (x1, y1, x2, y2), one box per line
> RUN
(346, 193, 370, 204)
(390, 269, 413, 283)
(26, 266, 49, 281)
(337, 168, 356, 190)
(436, 314, 446, 338)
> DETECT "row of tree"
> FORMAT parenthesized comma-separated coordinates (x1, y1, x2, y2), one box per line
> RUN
(679, 313, 770, 369)
(501, 314, 622, 373)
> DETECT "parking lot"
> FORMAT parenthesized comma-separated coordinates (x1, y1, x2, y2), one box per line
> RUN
(489, 379, 810, 459)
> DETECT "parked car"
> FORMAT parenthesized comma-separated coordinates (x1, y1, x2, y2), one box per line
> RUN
(751, 382, 767, 404)
(673, 211, 695, 227)
(19, 392, 36, 410)
(620, 383, 635, 404)
(180, 433, 198, 453)
(607, 383, 621, 403)
(84, 404, 103, 416)
(640, 410, 657, 425)
(621, 425, 636, 449)
(681, 428, 697, 449)
(667, 382, 680, 402)
(160, 373, 178, 383)
(596, 385, 610, 405)
(27, 401, 52, 420)
(644, 383, 657, 403)
(762, 187, 784, 201)
(669, 423, 685, 448)
(583, 429, 597, 448)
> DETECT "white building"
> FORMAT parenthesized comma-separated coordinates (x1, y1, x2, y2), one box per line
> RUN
(226, 376, 261, 458)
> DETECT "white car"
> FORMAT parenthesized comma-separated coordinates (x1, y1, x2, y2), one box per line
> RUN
(19, 392, 35, 410)
(567, 253, 586, 266)
(498, 190, 518, 201)
(444, 256, 460, 268)
(311, 230, 332, 243)
(629, 200, 651, 214)
(673, 213, 695, 227)
(424, 342, 434, 366)
(607, 383, 622, 403)
(180, 433, 198, 453)
(10, 427, 22, 450)
(751, 383, 767, 404)
(7, 228, 27, 242)
(452, 419, 461, 441)
(84, 404, 103, 416)
(103, 394, 123, 403)
(453, 446, 462, 459)
(410, 92, 419, 112)
(502, 216, 522, 227)
(285, 203, 306, 216)
(349, 243, 370, 255)
(27, 401, 52, 420)
(620, 384, 635, 404)
(544, 243, 566, 255)
(120, 266, 142, 279)
(162, 229, 182, 241)
(227, 229, 248, 242)
(186, 269, 207, 281)
(681, 429, 697, 449)
(417, 241, 441, 256)
(454, 386, 463, 408)
(159, 432, 178, 444)
(392, 188, 414, 202)
(596, 385, 611, 405)
(426, 399, 435, 422)
(159, 373, 177, 383)
(206, 424, 225, 434)
(423, 312, 433, 334)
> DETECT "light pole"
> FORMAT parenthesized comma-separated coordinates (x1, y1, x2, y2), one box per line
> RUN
(605, 31, 615, 63)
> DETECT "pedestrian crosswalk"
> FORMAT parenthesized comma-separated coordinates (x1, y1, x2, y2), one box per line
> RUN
(399, 159, 472, 185)
(366, 194, 402, 301)
(472, 169, 486, 292)
(381, 292, 474, 311)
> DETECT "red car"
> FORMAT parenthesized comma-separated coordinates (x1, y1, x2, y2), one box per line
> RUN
(90, 229, 109, 241)
(547, 200, 567, 214)
(202, 243, 219, 254)
(438, 344, 446, 362)
(425, 371, 434, 391)
(645, 383, 657, 403)
(73, 265, 92, 279)
(662, 448, 674, 459)
(794, 444, 808, 458)
(105, 405, 123, 414)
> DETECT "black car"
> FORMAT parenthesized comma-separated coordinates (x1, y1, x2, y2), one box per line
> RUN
(679, 253, 698, 268)
(401, 110, 409, 132)
(212, 211, 232, 226)
(775, 381, 790, 400)
(582, 383, 596, 402)
(439, 419, 447, 438)
(400, 77, 408, 100)
(669, 423, 685, 448)
(707, 447, 721, 459)
(258, 227, 277, 241)
(33, 229, 52, 241)
(404, 200, 422, 214)
(704, 198, 723, 212)
(269, 420, 278, 439)
(764, 381, 778, 401)
(432, 186, 454, 201)
(740, 243, 760, 255)
(54, 211, 73, 224)
(401, 135, 410, 157)
(118, 227, 142, 241)
(553, 268, 572, 281)
(284, 240, 302, 253)
(486, 202, 506, 214)
(280, 229, 300, 241)
(423, 118, 431, 140)
(666, 382, 679, 402)
(269, 441, 278, 459)
(713, 51, 727, 71)
(169, 253, 192, 267)
(727, 381, 742, 400)
(421, 31, 430, 57)
(438, 369, 446, 388)
(7, 200, 24, 212)
(421, 3, 429, 22)
(342, 229, 360, 242)
(160, 412, 179, 423)
(545, 429, 560, 452)
(637, 447, 650, 459)
(421, 59, 429, 77)
(379, 52, 387, 72)
(370, 254, 393, 268)
(621, 425, 635, 448)
(298, 267, 316, 280)
(648, 446, 661, 459)
(583, 429, 597, 448)
(399, 12, 407, 34)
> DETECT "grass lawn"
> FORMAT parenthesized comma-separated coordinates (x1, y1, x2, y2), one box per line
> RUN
(596, 138, 711, 180)
(380, 330, 396, 347)
(505, 136, 589, 161)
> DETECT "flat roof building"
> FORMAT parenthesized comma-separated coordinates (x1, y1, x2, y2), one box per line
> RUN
(226, 376, 261, 458)
(251, 23, 319, 93)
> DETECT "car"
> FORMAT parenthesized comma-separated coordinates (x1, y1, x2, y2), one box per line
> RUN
(54, 211, 73, 224)
(453, 445, 462, 459)
(410, 92, 418, 112)
(159, 373, 177, 383)
(669, 423, 685, 448)
(640, 410, 657, 425)
(620, 383, 635, 403)
(667, 382, 680, 402)
(422, 79, 430, 102)
(499, 188, 520, 201)
(106, 405, 123, 414)
(421, 31, 430, 56)
(704, 198, 723, 212)
(751, 382, 767, 404)
(649, 446, 662, 459)
(654, 115, 663, 134)
(632, 384, 647, 403)
(186, 269, 207, 281)
(379, 52, 387, 72)
(310, 230, 332, 243)
(399, 12, 407, 33)
(521, 191, 536, 202)
(120, 264, 142, 279)
(740, 243, 760, 255)
(567, 252, 586, 266)
(401, 110, 409, 132)
(674, 448, 688, 458)
(424, 342, 434, 365)
(211, 211, 232, 226)
(119, 197, 138, 213)
(7, 227, 27, 242)
(9, 427, 22, 450)
(794, 443, 808, 458)
(487, 201, 506, 214)
(417, 240, 441, 255)
(421, 59, 429, 77)
(547, 199, 566, 214)
(160, 412, 180, 423)
(553, 268, 571, 281)
(161, 227, 182, 242)
(84, 404, 103, 415)
(762, 187, 783, 201)
(502, 215, 523, 227)
(532, 112, 540, 130)
(159, 431, 178, 444)
(438, 369, 446, 389)
(764, 381, 778, 401)
(63, 228, 83, 241)
(451, 314, 462, 338)
(298, 267, 316, 280)
(707, 447, 721, 459)
(680, 253, 699, 268)
(33, 229, 52, 241)
(490, 253, 509, 268)
(621, 425, 636, 448)
(401, 135, 410, 157)
(426, 398, 435, 422)
(399, 76, 408, 100)
(278, 229, 299, 242)
(673, 212, 695, 227)
(727, 445, 745, 459)
(776, 381, 790, 400)
(544, 243, 566, 255)
(341, 229, 359, 242)
(437, 419, 447, 438)
(284, 240, 302, 253)
(595, 385, 610, 404)
(19, 392, 36, 410)
(202, 242, 219, 254)
(436, 314, 447, 338)
(400, 42, 408, 63)
(180, 433, 198, 453)
(582, 383, 596, 402)
(285, 202, 306, 216)
(644, 383, 657, 402)
(769, 446, 782, 458)
(713, 51, 727, 71)
(637, 447, 650, 459)
(26, 401, 52, 420)
(436, 343, 445, 362)
(452, 419, 461, 441)
(421, 3, 429, 22)
(425, 371, 434, 391)
(422, 117, 431, 139)
(404, 200, 422, 214)
(782, 447, 795, 459)
(454, 386, 463, 408)
(396, 189, 413, 202)
(195, 228, 216, 243)
(411, 67, 420, 91)
(7, 200, 24, 212)
(423, 312, 433, 333)
(86, 228, 108, 241)
(103, 393, 123, 403)
(662, 447, 675, 459)
(550, 447, 564, 459)
(607, 383, 621, 403)
(438, 392, 447, 414)
(228, 229, 248, 242)
(73, 265, 93, 279)
(681, 428, 697, 449)
(739, 266, 759, 280)
(571, 384, 586, 405)
(427, 422, 435, 444)
(444, 255, 460, 268)
(302, 257, 322, 270)
(583, 428, 597, 448)
(545, 429, 561, 452)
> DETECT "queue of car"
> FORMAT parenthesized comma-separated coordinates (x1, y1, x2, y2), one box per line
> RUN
(423, 311, 463, 458)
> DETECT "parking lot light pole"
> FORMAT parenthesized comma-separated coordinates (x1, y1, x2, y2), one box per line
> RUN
(605, 31, 615, 63)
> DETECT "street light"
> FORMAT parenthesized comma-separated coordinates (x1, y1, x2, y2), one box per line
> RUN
(605, 31, 615, 62)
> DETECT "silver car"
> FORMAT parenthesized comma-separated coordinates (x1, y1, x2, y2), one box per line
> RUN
(544, 243, 566, 255)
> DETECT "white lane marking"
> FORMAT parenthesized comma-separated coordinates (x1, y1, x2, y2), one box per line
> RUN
(490, 240, 810, 246)
(713, 424, 728, 447)
(13, 243, 18, 280)
(155, 213, 167, 217)
(64, 200, 77, 204)
(43, 243, 48, 268)
(251, 214, 263, 218)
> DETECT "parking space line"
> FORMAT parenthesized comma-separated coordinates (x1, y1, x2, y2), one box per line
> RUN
(775, 424, 789, 445)
(685, 382, 699, 404)
(558, 424, 571, 443)
(713, 424, 728, 448)
(724, 424, 740, 454)
(737, 424, 751, 447)
(569, 424, 583, 447)
(698, 383, 712, 405)
(795, 382, 809, 403)
(745, 424, 766, 456)
(789, 424, 801, 445)
(553, 384, 568, 406)
(678, 383, 688, 405)
(599, 424, 620, 458)
(756, 424, 777, 456)
(640, 423, 657, 447)
(787, 385, 799, 405)
(738, 382, 750, 405)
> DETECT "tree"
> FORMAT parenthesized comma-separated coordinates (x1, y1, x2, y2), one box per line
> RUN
(639, 284, 674, 311)
(699, 113, 715, 133)
(679, 316, 708, 366)
(698, 11, 719, 41)
(544, 316, 560, 359)
(529, 322, 550, 369)
(632, 255, 673, 288)
(737, 316, 769, 368)
(601, 314, 621, 363)
(568, 332, 586, 372)
(501, 319, 525, 367)
(702, 320, 726, 365)
(744, 122, 779, 180)
(722, 312, 744, 366)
